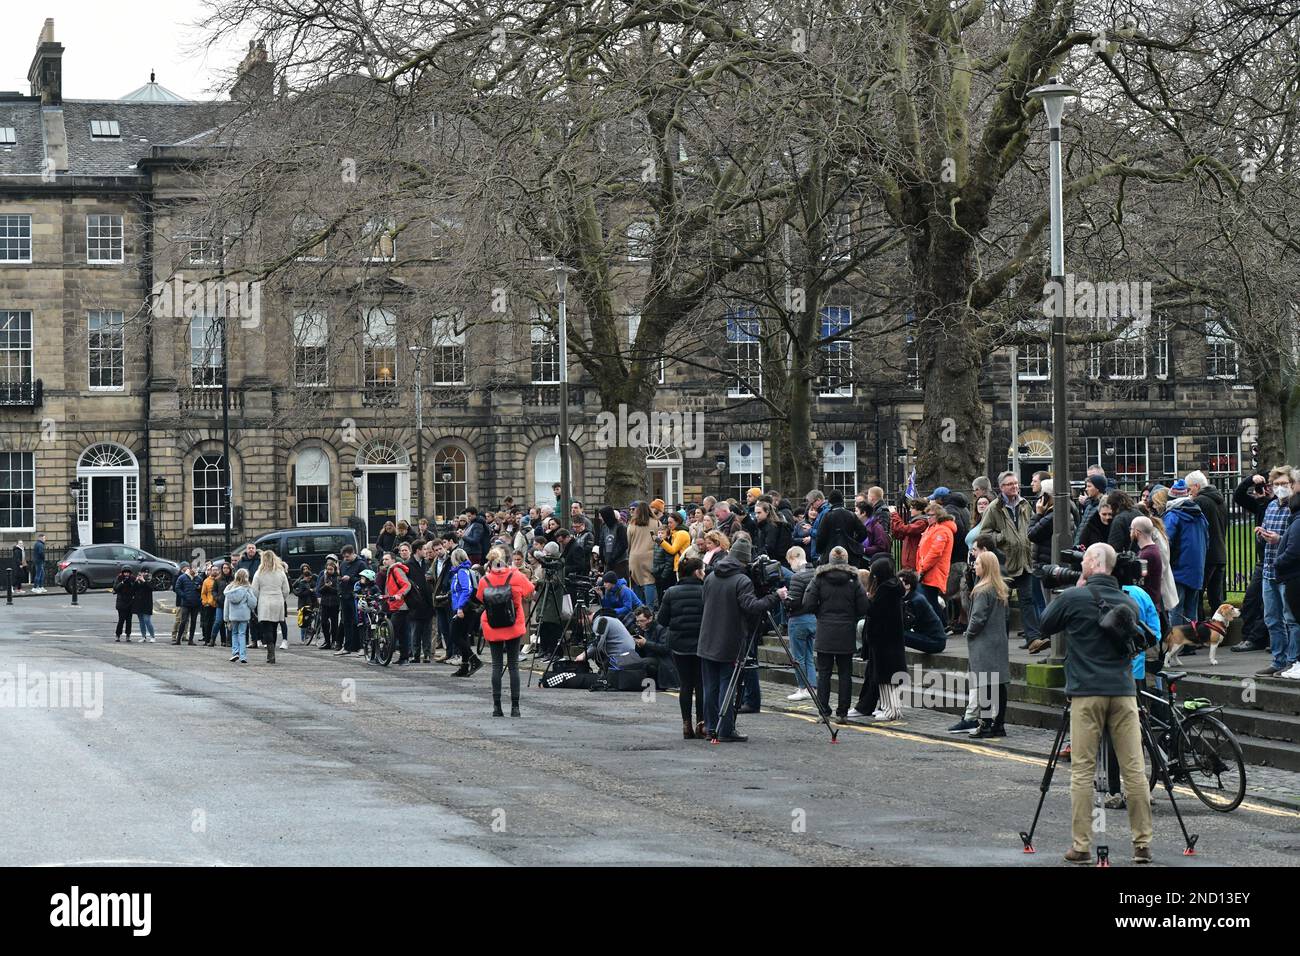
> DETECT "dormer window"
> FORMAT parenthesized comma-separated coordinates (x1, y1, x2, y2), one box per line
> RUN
(0, 128, 15, 145)
(90, 120, 120, 139)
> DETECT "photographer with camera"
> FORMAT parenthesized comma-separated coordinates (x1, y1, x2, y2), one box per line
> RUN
(697, 536, 787, 742)
(1037, 543, 1152, 864)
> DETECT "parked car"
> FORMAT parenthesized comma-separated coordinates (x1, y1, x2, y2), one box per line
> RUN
(253, 528, 359, 575)
(56, 545, 180, 593)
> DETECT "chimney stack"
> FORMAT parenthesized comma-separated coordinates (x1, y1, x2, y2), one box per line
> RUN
(231, 39, 274, 103)
(27, 18, 64, 105)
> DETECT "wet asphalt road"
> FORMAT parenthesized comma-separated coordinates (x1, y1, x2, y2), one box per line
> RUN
(2, 593, 1298, 866)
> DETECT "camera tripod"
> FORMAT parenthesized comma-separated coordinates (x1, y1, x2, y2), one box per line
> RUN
(1019, 698, 1199, 863)
(525, 577, 591, 688)
(715, 609, 839, 744)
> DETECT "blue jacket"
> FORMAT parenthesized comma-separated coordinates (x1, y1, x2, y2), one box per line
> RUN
(1163, 497, 1208, 590)
(173, 572, 202, 608)
(34, 539, 45, 563)
(904, 589, 946, 648)
(600, 579, 643, 617)
(338, 556, 369, 603)
(1122, 584, 1159, 680)
(808, 507, 827, 561)
(1274, 504, 1300, 583)
(449, 561, 476, 612)
(223, 583, 256, 622)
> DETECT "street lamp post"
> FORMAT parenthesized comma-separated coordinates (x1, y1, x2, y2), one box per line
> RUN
(548, 263, 577, 524)
(409, 344, 428, 522)
(1028, 76, 1079, 665)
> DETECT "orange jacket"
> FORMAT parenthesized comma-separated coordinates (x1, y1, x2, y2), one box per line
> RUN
(475, 567, 536, 642)
(201, 576, 218, 608)
(660, 529, 692, 570)
(915, 521, 955, 591)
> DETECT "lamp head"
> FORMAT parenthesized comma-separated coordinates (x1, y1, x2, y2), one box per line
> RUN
(1027, 76, 1080, 129)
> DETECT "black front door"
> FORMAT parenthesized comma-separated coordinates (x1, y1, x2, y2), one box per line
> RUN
(1020, 460, 1051, 490)
(91, 477, 125, 543)
(366, 473, 398, 546)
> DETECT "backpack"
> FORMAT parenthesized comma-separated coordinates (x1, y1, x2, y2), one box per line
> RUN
(482, 570, 518, 629)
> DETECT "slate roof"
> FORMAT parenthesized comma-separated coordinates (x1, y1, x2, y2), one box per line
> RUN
(0, 97, 233, 179)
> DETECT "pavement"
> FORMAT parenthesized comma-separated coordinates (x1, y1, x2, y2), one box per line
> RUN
(3, 593, 1299, 866)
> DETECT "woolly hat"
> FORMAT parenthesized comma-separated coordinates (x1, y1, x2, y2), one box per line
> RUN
(1087, 475, 1108, 494)
(1170, 479, 1189, 497)
(730, 537, 753, 563)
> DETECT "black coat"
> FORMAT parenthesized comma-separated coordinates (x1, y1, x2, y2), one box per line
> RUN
(801, 564, 869, 654)
(815, 505, 867, 565)
(945, 494, 971, 563)
(754, 518, 793, 565)
(696, 554, 781, 663)
(1107, 507, 1140, 555)
(113, 574, 135, 611)
(864, 577, 906, 679)
(130, 578, 154, 615)
(657, 576, 705, 655)
(784, 565, 816, 616)
(636, 621, 680, 689)
(406, 558, 434, 621)
(1027, 509, 1056, 566)
(1196, 485, 1228, 565)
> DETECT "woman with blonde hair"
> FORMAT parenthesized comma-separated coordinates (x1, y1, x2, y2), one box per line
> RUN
(965, 551, 1010, 739)
(701, 530, 730, 567)
(251, 550, 291, 664)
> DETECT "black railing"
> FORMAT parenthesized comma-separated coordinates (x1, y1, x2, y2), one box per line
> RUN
(0, 378, 42, 408)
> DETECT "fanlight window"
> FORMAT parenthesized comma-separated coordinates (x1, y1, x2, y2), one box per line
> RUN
(79, 443, 134, 469)
(359, 441, 408, 467)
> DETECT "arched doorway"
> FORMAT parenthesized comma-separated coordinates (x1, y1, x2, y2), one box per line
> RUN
(644, 442, 682, 509)
(1014, 429, 1053, 487)
(356, 440, 410, 546)
(76, 442, 140, 547)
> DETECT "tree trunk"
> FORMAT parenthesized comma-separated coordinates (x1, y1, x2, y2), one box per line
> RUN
(593, 373, 652, 508)
(912, 234, 989, 491)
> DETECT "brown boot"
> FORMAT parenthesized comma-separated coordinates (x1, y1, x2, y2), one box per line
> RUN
(683, 721, 696, 740)
(695, 721, 706, 739)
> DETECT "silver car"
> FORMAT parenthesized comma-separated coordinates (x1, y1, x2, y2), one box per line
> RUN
(55, 545, 180, 593)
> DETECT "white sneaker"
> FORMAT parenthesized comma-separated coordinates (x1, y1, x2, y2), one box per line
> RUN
(787, 689, 811, 702)
(1280, 662, 1300, 679)
(846, 707, 866, 718)
(278, 639, 288, 650)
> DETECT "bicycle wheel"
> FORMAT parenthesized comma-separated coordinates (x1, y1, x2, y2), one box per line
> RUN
(1178, 713, 1246, 812)
(299, 612, 316, 645)
(377, 620, 395, 666)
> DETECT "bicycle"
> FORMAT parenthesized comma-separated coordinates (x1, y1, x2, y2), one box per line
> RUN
(296, 605, 322, 645)
(355, 594, 396, 666)
(1140, 669, 1247, 812)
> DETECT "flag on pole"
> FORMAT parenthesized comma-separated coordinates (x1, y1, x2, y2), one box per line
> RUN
(905, 467, 916, 498)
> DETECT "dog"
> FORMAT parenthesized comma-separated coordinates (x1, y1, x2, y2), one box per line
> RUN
(1163, 603, 1242, 667)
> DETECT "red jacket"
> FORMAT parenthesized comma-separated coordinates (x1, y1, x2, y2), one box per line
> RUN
(890, 511, 926, 570)
(474, 567, 536, 642)
(915, 521, 954, 591)
(384, 562, 411, 612)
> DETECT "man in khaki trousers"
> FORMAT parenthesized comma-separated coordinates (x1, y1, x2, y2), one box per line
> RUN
(1039, 543, 1153, 864)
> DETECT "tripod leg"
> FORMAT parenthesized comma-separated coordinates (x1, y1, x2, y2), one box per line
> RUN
(1140, 709, 1199, 855)
(767, 611, 838, 743)
(1020, 704, 1070, 853)
(712, 654, 746, 743)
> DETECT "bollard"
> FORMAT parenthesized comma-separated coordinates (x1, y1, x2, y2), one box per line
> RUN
(70, 575, 79, 606)
(5, 568, 11, 605)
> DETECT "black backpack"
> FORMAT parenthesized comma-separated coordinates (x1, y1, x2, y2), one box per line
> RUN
(482, 570, 518, 628)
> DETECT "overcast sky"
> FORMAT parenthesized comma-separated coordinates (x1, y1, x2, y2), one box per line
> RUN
(2, 1, 247, 102)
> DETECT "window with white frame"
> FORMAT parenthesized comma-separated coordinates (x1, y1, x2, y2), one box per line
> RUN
(293, 310, 329, 386)
(0, 310, 33, 387)
(192, 454, 228, 529)
(1153, 312, 1169, 379)
(1160, 436, 1178, 480)
(87, 310, 125, 389)
(434, 446, 469, 519)
(905, 334, 920, 390)
(430, 217, 460, 259)
(189, 314, 223, 388)
(533, 445, 571, 509)
(0, 452, 35, 530)
(531, 312, 559, 384)
(89, 119, 120, 139)
(726, 310, 761, 397)
(1017, 318, 1050, 381)
(0, 128, 14, 145)
(626, 220, 652, 261)
(1205, 310, 1239, 380)
(831, 210, 852, 260)
(0, 215, 32, 262)
(86, 214, 124, 263)
(180, 218, 219, 264)
(822, 440, 857, 498)
(728, 441, 764, 501)
(1088, 315, 1148, 380)
(430, 310, 466, 385)
(1204, 435, 1240, 484)
(363, 307, 397, 398)
(363, 218, 396, 261)
(627, 313, 664, 384)
(817, 306, 853, 397)
(295, 447, 331, 525)
(292, 214, 328, 260)
(1113, 437, 1149, 490)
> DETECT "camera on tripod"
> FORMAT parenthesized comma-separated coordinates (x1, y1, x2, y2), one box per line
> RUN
(746, 555, 784, 595)
(1032, 549, 1146, 589)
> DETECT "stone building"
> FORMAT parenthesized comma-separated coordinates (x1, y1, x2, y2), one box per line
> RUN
(0, 20, 1259, 560)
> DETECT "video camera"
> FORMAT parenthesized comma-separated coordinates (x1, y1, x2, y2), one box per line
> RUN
(747, 555, 785, 596)
(1032, 549, 1146, 589)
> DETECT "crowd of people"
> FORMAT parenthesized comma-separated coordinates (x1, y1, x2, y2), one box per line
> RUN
(75, 458, 1300, 737)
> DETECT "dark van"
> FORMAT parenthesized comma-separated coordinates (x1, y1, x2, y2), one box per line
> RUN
(253, 528, 359, 575)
